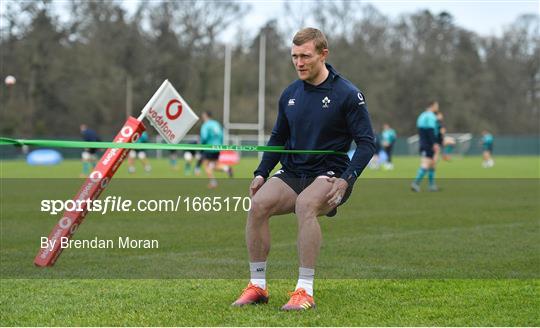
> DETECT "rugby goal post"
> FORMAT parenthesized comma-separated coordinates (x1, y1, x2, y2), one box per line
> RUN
(223, 33, 266, 160)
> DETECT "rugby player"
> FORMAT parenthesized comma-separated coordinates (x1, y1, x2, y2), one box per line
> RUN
(411, 101, 439, 192)
(231, 28, 375, 311)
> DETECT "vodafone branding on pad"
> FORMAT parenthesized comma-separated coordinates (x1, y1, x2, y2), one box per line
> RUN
(142, 80, 199, 144)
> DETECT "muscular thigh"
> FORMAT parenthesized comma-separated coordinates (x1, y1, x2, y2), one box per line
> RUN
(252, 177, 297, 216)
(296, 177, 335, 217)
(421, 156, 434, 168)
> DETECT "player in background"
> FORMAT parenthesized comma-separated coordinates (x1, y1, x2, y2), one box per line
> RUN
(127, 131, 152, 174)
(411, 101, 439, 192)
(183, 141, 202, 176)
(368, 130, 381, 169)
(231, 28, 375, 311)
(442, 135, 456, 161)
(481, 130, 495, 168)
(169, 150, 179, 171)
(434, 112, 446, 162)
(381, 123, 396, 170)
(434, 112, 457, 161)
(200, 111, 233, 188)
(80, 124, 100, 178)
(193, 152, 203, 176)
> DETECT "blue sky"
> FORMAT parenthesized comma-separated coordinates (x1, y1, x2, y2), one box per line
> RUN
(364, 0, 538, 35)
(2, 0, 538, 41)
(226, 0, 538, 41)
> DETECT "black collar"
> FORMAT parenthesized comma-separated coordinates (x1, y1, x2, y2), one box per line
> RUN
(303, 63, 339, 91)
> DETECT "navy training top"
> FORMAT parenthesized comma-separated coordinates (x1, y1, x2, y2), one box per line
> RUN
(254, 64, 375, 186)
(81, 128, 100, 142)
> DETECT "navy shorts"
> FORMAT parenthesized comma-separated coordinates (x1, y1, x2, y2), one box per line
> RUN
(419, 144, 434, 158)
(202, 151, 220, 161)
(271, 169, 353, 216)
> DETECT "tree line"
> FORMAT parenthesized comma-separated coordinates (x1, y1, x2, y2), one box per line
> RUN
(1, 0, 538, 139)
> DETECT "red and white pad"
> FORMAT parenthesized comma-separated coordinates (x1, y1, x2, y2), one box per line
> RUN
(34, 117, 145, 267)
(218, 150, 240, 166)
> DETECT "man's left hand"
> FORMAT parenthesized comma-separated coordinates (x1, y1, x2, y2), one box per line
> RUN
(325, 177, 349, 207)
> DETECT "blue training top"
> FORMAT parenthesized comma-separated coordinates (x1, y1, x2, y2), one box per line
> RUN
(416, 110, 438, 146)
(382, 129, 397, 145)
(200, 119, 223, 152)
(136, 131, 149, 143)
(482, 134, 493, 145)
(254, 63, 375, 186)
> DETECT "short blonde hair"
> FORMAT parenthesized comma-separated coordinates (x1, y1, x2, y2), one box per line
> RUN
(293, 28, 328, 53)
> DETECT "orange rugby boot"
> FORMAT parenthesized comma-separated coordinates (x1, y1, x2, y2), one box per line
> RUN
(231, 283, 269, 307)
(280, 288, 315, 311)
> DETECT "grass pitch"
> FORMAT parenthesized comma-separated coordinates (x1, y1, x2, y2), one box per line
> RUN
(1, 156, 539, 326)
(1, 155, 539, 179)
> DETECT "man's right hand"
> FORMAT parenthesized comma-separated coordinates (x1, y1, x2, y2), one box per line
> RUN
(250, 176, 265, 197)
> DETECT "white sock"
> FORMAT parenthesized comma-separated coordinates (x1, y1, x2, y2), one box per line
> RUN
(295, 267, 314, 296)
(249, 262, 266, 289)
